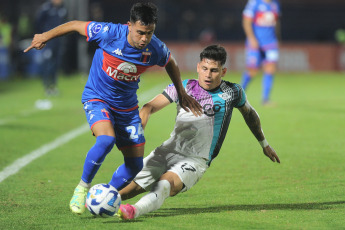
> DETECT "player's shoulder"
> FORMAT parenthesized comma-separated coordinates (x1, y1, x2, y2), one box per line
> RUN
(148, 34, 169, 52)
(221, 80, 242, 90)
(184, 79, 199, 88)
(103, 22, 127, 32)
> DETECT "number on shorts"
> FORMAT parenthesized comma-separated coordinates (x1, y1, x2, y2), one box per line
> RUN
(126, 123, 144, 139)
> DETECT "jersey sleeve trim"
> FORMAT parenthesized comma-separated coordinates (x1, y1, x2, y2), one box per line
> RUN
(236, 87, 247, 108)
(85, 21, 92, 42)
(162, 52, 171, 67)
(162, 91, 174, 103)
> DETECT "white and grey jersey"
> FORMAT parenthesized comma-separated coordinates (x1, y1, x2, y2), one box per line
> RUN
(159, 79, 246, 166)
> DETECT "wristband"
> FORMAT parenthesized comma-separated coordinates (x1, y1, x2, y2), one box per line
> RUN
(259, 139, 269, 148)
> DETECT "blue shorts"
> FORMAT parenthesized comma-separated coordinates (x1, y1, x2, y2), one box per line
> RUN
(83, 100, 145, 149)
(245, 46, 279, 69)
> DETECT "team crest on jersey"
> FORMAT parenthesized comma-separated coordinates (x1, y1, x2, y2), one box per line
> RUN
(140, 49, 152, 63)
(101, 109, 110, 118)
(218, 93, 232, 101)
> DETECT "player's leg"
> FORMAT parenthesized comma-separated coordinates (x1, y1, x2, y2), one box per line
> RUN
(119, 172, 179, 220)
(120, 181, 146, 200)
(70, 101, 116, 214)
(119, 149, 166, 201)
(262, 48, 279, 105)
(109, 145, 144, 190)
(119, 155, 207, 219)
(117, 148, 168, 219)
(241, 46, 260, 90)
(108, 108, 145, 191)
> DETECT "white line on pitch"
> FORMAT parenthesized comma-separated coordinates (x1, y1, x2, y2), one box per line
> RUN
(0, 123, 89, 183)
(0, 83, 166, 183)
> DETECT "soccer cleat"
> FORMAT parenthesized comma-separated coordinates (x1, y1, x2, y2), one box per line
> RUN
(69, 185, 89, 214)
(117, 204, 136, 220)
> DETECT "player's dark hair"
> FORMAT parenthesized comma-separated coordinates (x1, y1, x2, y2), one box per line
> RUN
(130, 2, 158, 25)
(200, 45, 227, 66)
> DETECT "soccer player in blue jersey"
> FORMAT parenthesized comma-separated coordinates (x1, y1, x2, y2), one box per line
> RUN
(241, 0, 281, 105)
(24, 2, 202, 215)
(116, 45, 280, 220)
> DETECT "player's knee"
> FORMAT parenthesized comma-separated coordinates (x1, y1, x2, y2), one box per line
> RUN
(263, 63, 276, 74)
(247, 69, 258, 77)
(160, 173, 182, 196)
(95, 135, 116, 152)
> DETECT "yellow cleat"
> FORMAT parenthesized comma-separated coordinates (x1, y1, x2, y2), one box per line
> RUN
(69, 185, 89, 214)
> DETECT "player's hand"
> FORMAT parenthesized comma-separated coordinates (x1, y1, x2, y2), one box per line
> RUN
(24, 34, 47, 53)
(263, 145, 280, 163)
(179, 93, 203, 117)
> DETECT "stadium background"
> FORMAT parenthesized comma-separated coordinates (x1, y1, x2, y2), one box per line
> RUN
(0, 0, 345, 79)
(1, 1, 345, 228)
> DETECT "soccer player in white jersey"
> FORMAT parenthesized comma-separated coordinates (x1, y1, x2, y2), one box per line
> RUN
(117, 45, 280, 220)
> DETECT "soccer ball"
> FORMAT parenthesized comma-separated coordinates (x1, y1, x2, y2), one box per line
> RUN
(86, 183, 121, 217)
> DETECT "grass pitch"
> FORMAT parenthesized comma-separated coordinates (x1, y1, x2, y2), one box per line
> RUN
(0, 71, 344, 229)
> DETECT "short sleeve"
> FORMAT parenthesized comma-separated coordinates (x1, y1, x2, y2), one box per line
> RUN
(163, 83, 178, 103)
(157, 43, 171, 67)
(234, 84, 247, 108)
(243, 0, 257, 18)
(85, 22, 123, 45)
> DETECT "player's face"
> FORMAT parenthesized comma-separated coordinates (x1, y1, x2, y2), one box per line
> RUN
(127, 21, 156, 49)
(197, 58, 227, 90)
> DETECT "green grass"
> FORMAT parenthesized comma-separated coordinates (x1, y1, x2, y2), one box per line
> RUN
(0, 72, 344, 229)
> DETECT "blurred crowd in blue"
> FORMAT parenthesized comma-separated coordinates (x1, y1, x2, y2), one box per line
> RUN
(0, 0, 344, 80)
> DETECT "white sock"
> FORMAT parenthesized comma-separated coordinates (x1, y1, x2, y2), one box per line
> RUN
(78, 180, 91, 189)
(133, 180, 171, 218)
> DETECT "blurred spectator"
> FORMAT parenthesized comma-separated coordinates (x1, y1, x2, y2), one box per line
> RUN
(35, 0, 67, 96)
(0, 15, 13, 79)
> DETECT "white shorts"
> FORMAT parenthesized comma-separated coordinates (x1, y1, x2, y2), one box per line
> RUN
(134, 147, 209, 193)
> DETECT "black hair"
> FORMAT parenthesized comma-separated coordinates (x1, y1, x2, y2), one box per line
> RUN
(130, 2, 158, 25)
(200, 45, 227, 66)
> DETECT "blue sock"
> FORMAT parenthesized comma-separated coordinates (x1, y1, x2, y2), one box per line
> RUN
(262, 73, 274, 102)
(81, 135, 116, 183)
(241, 72, 251, 90)
(109, 157, 143, 190)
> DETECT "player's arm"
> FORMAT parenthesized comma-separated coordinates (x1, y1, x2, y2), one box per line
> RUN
(139, 94, 171, 129)
(165, 56, 202, 117)
(242, 16, 258, 49)
(238, 101, 280, 163)
(24, 20, 88, 53)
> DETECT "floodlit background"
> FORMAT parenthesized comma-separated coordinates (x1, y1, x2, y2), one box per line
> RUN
(0, 0, 345, 79)
(1, 1, 345, 229)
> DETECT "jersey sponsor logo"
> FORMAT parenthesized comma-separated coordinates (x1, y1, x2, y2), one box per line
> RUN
(112, 48, 123, 56)
(105, 65, 140, 82)
(203, 101, 222, 117)
(255, 11, 277, 27)
(104, 62, 140, 82)
(102, 51, 150, 82)
(93, 24, 102, 34)
(218, 93, 232, 101)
